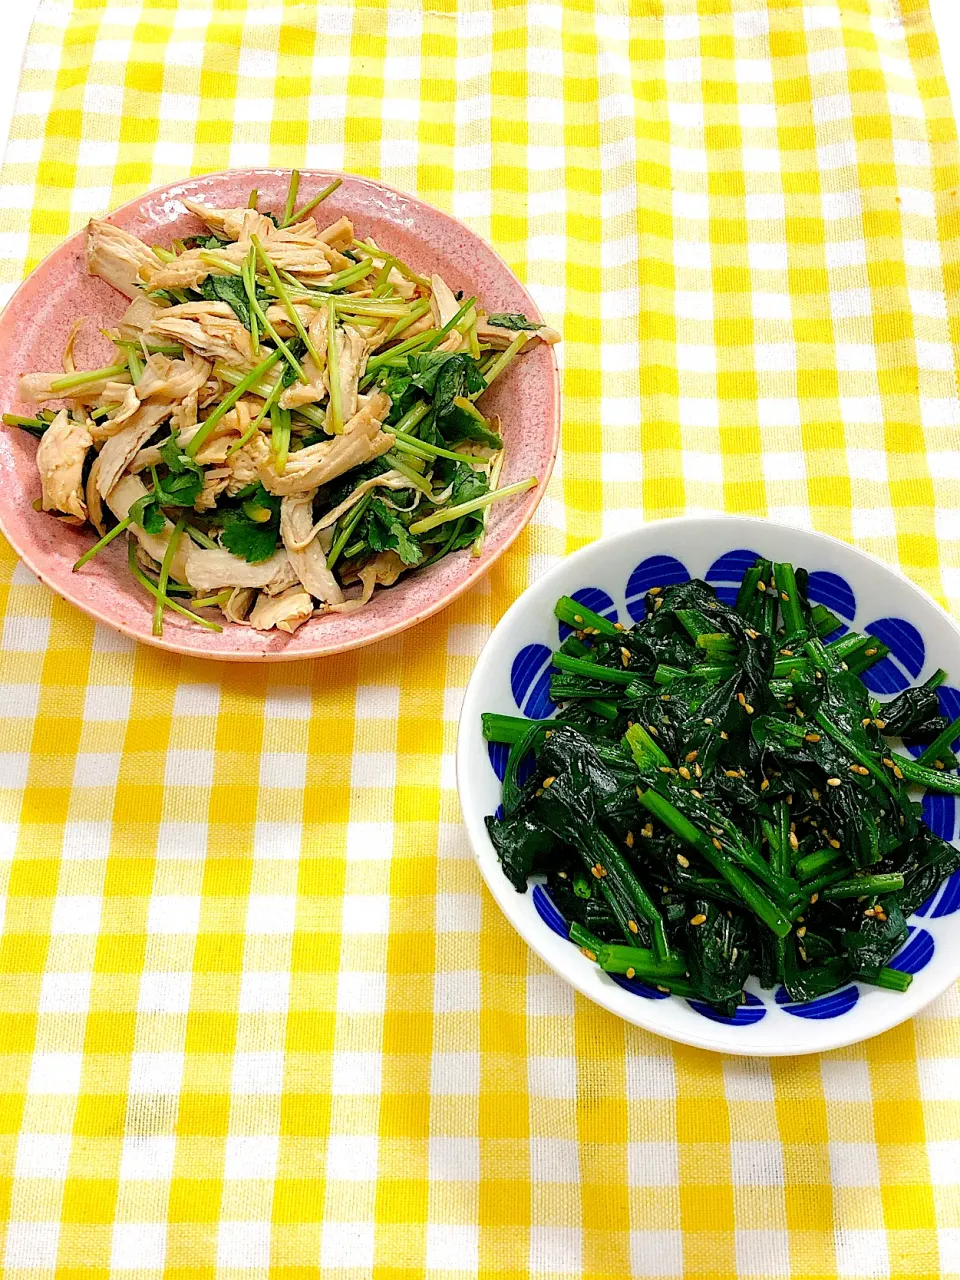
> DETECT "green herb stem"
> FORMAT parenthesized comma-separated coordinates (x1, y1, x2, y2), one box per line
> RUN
(408, 476, 536, 535)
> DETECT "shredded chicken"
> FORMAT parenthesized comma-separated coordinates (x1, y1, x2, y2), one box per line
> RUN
(36, 409, 91, 522)
(183, 546, 293, 592)
(19, 369, 132, 406)
(221, 587, 255, 624)
(327, 551, 407, 613)
(249, 584, 314, 633)
(86, 219, 163, 299)
(258, 392, 393, 496)
(280, 492, 345, 604)
(279, 308, 328, 410)
(97, 401, 173, 498)
(476, 319, 562, 349)
(106, 473, 190, 583)
(148, 301, 255, 368)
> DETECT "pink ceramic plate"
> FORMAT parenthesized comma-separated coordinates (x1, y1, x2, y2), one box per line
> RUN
(0, 170, 559, 661)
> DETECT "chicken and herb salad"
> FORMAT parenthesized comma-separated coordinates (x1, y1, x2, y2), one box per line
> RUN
(5, 174, 558, 635)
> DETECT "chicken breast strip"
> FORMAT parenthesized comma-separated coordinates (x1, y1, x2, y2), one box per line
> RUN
(36, 409, 91, 522)
(280, 492, 345, 604)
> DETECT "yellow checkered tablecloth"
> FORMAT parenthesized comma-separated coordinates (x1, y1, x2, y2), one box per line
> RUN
(0, 0, 958, 1275)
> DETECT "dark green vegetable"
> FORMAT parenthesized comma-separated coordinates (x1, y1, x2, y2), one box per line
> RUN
(483, 559, 960, 1012)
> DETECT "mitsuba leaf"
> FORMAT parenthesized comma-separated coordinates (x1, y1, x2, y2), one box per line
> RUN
(219, 485, 281, 563)
(365, 497, 423, 566)
(486, 312, 540, 331)
(128, 493, 166, 535)
(201, 273, 253, 329)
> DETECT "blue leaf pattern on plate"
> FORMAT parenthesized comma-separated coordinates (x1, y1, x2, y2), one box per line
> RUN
(705, 548, 761, 606)
(687, 991, 766, 1025)
(532, 885, 569, 940)
(775, 984, 859, 1019)
(486, 547, 960, 1022)
(510, 643, 554, 719)
(557, 586, 618, 641)
(859, 616, 924, 695)
(625, 555, 689, 621)
(888, 926, 934, 974)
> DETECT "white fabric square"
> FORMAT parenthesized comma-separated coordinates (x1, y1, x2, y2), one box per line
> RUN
(264, 686, 312, 720)
(337, 970, 387, 1015)
(138, 971, 193, 1014)
(224, 1135, 279, 1180)
(530, 1225, 581, 1273)
(821, 1059, 873, 1102)
(163, 749, 214, 788)
(531, 1137, 580, 1184)
(851, 508, 897, 539)
(829, 1142, 881, 1188)
(345, 821, 393, 861)
(0, 684, 39, 720)
(341, 894, 390, 934)
(259, 752, 307, 789)
(4, 1223, 60, 1269)
(73, 752, 121, 788)
(679, 397, 719, 428)
(39, 971, 92, 1014)
(246, 895, 296, 934)
(736, 1230, 791, 1277)
(749, 242, 788, 271)
(835, 1228, 889, 1277)
(759, 399, 801, 427)
(724, 1059, 775, 1102)
(672, 190, 709, 220)
(217, 1221, 270, 1268)
(927, 1140, 960, 1184)
(112, 1223, 166, 1270)
(630, 1230, 684, 1276)
(156, 822, 207, 860)
(120, 1135, 176, 1181)
(731, 1140, 785, 1186)
(232, 1052, 285, 1095)
(435, 892, 481, 933)
(675, 290, 713, 319)
(129, 1052, 184, 1095)
(50, 895, 102, 935)
(28, 1052, 82, 1095)
(753, 292, 793, 319)
(354, 683, 401, 719)
(148, 895, 200, 935)
(173, 682, 220, 718)
(321, 1222, 374, 1268)
(429, 1135, 479, 1183)
(825, 238, 867, 268)
(326, 1135, 378, 1181)
(15, 1133, 72, 1178)
(83, 684, 132, 721)
(918, 1058, 960, 1100)
(628, 1141, 679, 1186)
(351, 752, 397, 788)
(626, 1054, 677, 1100)
(239, 970, 290, 1014)
(677, 343, 716, 373)
(427, 1224, 479, 1270)
(253, 822, 300, 860)
(431, 1052, 480, 1096)
(434, 968, 480, 1014)
(746, 193, 785, 221)
(331, 1051, 381, 1095)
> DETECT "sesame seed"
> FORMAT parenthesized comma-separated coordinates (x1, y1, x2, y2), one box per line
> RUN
(659, 766, 674, 774)
(620, 647, 631, 667)
(883, 757, 895, 768)
(812, 788, 820, 801)
(614, 621, 625, 631)
(677, 854, 690, 868)
(725, 770, 740, 778)
(874, 718, 886, 729)
(757, 580, 766, 592)
(626, 831, 634, 847)
(809, 892, 819, 904)
(690, 913, 707, 926)
(648, 586, 661, 595)
(691, 789, 703, 798)
(720, 730, 729, 740)
(661, 693, 671, 701)
(704, 717, 714, 725)
(737, 692, 746, 705)
(591, 865, 602, 878)
(796, 926, 807, 938)
(573, 613, 584, 624)
(786, 794, 793, 805)
(789, 832, 799, 850)
(865, 647, 877, 656)
(781, 649, 794, 657)
(744, 703, 754, 715)
(679, 766, 691, 780)
(827, 777, 841, 787)
(710, 825, 722, 835)
(647, 724, 659, 736)
(805, 733, 821, 742)
(626, 967, 636, 979)
(712, 837, 723, 850)
(642, 823, 654, 838)
(799, 947, 808, 961)
(654, 598, 663, 608)
(583, 948, 597, 961)
(829, 838, 841, 849)
(685, 750, 699, 763)
(657, 985, 670, 993)
(781, 590, 790, 601)
(746, 628, 760, 639)
(542, 776, 556, 788)
(628, 920, 639, 934)
(760, 778, 770, 791)
(558, 871, 567, 879)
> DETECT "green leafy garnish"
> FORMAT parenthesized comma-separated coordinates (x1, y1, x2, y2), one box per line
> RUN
(219, 484, 281, 563)
(486, 312, 540, 331)
(365, 497, 423, 566)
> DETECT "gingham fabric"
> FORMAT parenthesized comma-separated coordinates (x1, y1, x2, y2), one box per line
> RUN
(0, 0, 958, 1276)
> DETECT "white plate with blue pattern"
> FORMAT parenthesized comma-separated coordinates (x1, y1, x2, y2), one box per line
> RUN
(456, 517, 960, 1055)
